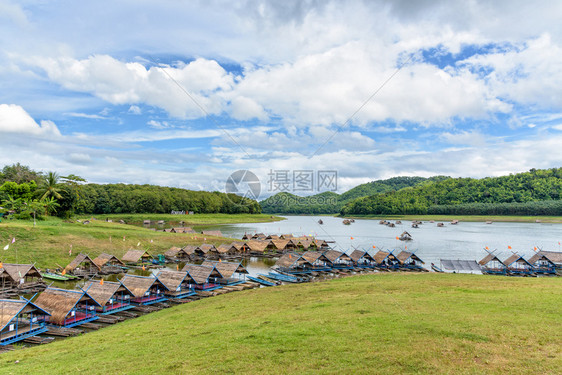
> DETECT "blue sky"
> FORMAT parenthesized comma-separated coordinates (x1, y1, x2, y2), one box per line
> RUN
(1, 1, 561, 198)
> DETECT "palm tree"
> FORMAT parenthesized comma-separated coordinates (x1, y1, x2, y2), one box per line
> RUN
(37, 172, 63, 201)
(41, 197, 60, 216)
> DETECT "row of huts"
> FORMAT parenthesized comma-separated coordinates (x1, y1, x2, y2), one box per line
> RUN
(478, 250, 561, 276)
(275, 249, 427, 274)
(0, 260, 250, 346)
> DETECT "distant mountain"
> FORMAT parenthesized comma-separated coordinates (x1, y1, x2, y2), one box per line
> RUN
(260, 176, 449, 214)
(340, 168, 562, 216)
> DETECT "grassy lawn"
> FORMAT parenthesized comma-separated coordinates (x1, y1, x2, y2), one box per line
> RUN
(0, 273, 560, 374)
(343, 214, 562, 223)
(0, 216, 250, 268)
(75, 213, 284, 225)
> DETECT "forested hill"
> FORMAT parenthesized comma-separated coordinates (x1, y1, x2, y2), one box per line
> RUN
(259, 176, 449, 214)
(341, 168, 562, 216)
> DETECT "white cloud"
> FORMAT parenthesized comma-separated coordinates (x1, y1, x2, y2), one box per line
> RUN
(0, 104, 60, 136)
(128, 105, 141, 114)
(65, 112, 107, 119)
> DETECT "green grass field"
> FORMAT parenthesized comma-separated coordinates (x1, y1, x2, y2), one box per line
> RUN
(343, 214, 562, 223)
(0, 214, 281, 268)
(1, 273, 560, 374)
(75, 213, 284, 225)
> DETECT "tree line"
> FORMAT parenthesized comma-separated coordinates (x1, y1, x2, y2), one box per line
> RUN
(0, 164, 261, 219)
(340, 168, 562, 216)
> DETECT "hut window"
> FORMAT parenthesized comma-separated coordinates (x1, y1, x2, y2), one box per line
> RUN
(124, 295, 130, 299)
(145, 291, 150, 296)
(9, 324, 15, 332)
(90, 306, 95, 311)
(71, 311, 75, 317)
(157, 289, 161, 294)
(109, 299, 113, 304)
(32, 317, 37, 323)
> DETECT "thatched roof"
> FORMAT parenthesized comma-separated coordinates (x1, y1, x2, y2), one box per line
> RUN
(216, 244, 237, 254)
(164, 247, 187, 257)
(181, 264, 222, 284)
(503, 254, 532, 267)
(275, 253, 313, 268)
(302, 251, 331, 264)
(532, 250, 562, 264)
(93, 253, 124, 268)
(156, 270, 194, 291)
(0, 263, 42, 281)
(527, 252, 556, 265)
(65, 253, 100, 272)
(373, 251, 392, 264)
(230, 242, 247, 251)
(122, 250, 153, 263)
(181, 245, 198, 255)
(270, 239, 290, 250)
(201, 230, 223, 237)
(246, 240, 268, 253)
(396, 251, 424, 264)
(197, 244, 217, 254)
(34, 287, 99, 325)
(280, 234, 294, 239)
(119, 274, 168, 298)
(349, 250, 375, 263)
(0, 299, 50, 332)
(266, 235, 280, 240)
(202, 261, 248, 278)
(478, 254, 506, 266)
(83, 280, 133, 306)
(323, 250, 351, 263)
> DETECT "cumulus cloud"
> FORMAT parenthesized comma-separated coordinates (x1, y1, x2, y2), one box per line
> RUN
(0, 104, 61, 136)
(128, 105, 141, 114)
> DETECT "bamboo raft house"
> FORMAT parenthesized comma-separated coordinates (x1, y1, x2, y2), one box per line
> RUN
(527, 252, 557, 275)
(93, 253, 126, 274)
(246, 240, 269, 256)
(230, 241, 250, 254)
(34, 287, 100, 327)
(215, 244, 239, 258)
(164, 247, 191, 262)
(83, 280, 135, 314)
(181, 245, 200, 260)
(396, 251, 426, 271)
(121, 250, 154, 266)
(478, 253, 507, 275)
(180, 264, 223, 291)
(275, 253, 314, 274)
(532, 250, 562, 268)
(0, 298, 51, 346)
(373, 250, 399, 269)
(323, 250, 353, 270)
(349, 250, 376, 269)
(269, 239, 290, 253)
(0, 264, 45, 293)
(64, 253, 101, 278)
(119, 274, 169, 305)
(503, 254, 535, 276)
(201, 260, 248, 284)
(156, 270, 196, 299)
(301, 251, 333, 271)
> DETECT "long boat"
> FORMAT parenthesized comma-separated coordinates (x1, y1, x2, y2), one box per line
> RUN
(247, 275, 276, 286)
(263, 272, 299, 283)
(40, 272, 70, 281)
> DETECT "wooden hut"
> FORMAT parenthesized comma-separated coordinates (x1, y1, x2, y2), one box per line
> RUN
(396, 251, 425, 271)
(349, 250, 376, 268)
(531, 250, 562, 268)
(265, 234, 280, 240)
(181, 245, 200, 259)
(164, 247, 190, 261)
(201, 230, 223, 237)
(216, 244, 238, 258)
(180, 264, 223, 290)
(301, 251, 332, 271)
(274, 253, 314, 274)
(504, 254, 535, 276)
(230, 242, 249, 254)
(0, 264, 44, 290)
(83, 280, 135, 314)
(64, 253, 101, 277)
(323, 250, 353, 269)
(270, 239, 290, 253)
(373, 250, 399, 269)
(119, 274, 168, 305)
(34, 287, 100, 327)
(527, 252, 557, 275)
(93, 253, 126, 274)
(0, 298, 50, 345)
(202, 261, 248, 284)
(198, 244, 217, 256)
(156, 270, 196, 299)
(478, 253, 507, 275)
(246, 240, 268, 255)
(121, 250, 154, 265)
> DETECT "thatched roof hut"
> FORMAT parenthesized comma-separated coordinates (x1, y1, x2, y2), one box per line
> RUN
(396, 251, 425, 269)
(478, 253, 506, 267)
(270, 239, 290, 251)
(275, 253, 313, 269)
(156, 270, 195, 292)
(530, 250, 562, 265)
(302, 251, 332, 265)
(246, 240, 268, 254)
(230, 242, 249, 252)
(93, 253, 125, 269)
(0, 263, 42, 285)
(181, 264, 222, 284)
(373, 250, 399, 267)
(202, 261, 248, 279)
(119, 274, 168, 299)
(266, 234, 280, 240)
(121, 250, 154, 264)
(0, 298, 50, 345)
(83, 280, 134, 312)
(478, 253, 507, 274)
(64, 253, 101, 275)
(181, 245, 199, 256)
(504, 254, 534, 274)
(216, 244, 237, 255)
(201, 230, 223, 237)
(323, 250, 352, 264)
(198, 244, 217, 255)
(349, 250, 376, 265)
(34, 287, 100, 326)
(164, 247, 190, 260)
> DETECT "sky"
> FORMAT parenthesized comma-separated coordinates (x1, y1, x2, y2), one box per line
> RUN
(1, 0, 561, 199)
